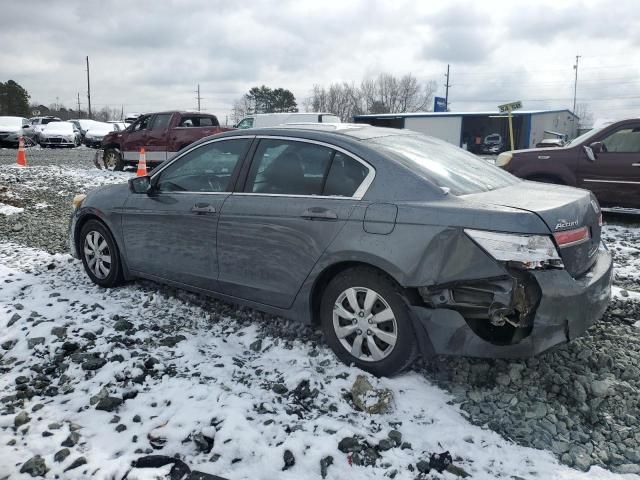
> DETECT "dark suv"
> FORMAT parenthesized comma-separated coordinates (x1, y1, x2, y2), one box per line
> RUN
(496, 119, 640, 209)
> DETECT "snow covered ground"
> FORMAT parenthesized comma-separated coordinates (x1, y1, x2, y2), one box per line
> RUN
(0, 243, 631, 480)
(0, 149, 639, 479)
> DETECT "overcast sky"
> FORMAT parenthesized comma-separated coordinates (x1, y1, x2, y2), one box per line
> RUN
(1, 0, 639, 123)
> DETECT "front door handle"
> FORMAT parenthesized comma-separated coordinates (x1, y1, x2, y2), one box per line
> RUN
(300, 207, 338, 221)
(632, 163, 640, 167)
(191, 203, 216, 214)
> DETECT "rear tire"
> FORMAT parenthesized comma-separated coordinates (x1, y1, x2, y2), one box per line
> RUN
(104, 148, 124, 171)
(320, 267, 417, 377)
(79, 219, 123, 288)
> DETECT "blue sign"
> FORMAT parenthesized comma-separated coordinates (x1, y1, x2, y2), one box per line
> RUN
(434, 96, 447, 112)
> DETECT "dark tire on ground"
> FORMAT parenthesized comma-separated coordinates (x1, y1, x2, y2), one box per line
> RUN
(526, 175, 565, 185)
(79, 219, 124, 288)
(103, 148, 124, 171)
(320, 266, 418, 377)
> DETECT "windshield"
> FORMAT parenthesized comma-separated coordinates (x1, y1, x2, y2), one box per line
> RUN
(0, 116, 24, 127)
(367, 134, 520, 195)
(566, 126, 604, 146)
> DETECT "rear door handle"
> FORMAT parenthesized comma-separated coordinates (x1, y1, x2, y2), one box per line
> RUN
(300, 207, 338, 221)
(191, 203, 216, 214)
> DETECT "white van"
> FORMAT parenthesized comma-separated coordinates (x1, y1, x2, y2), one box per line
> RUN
(235, 112, 341, 129)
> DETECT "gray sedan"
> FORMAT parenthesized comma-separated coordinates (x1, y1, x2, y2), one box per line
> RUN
(69, 125, 613, 376)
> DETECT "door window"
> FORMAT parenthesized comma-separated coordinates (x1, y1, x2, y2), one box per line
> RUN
(245, 139, 333, 195)
(601, 127, 640, 153)
(156, 139, 250, 193)
(244, 139, 370, 197)
(236, 118, 254, 129)
(324, 152, 369, 197)
(131, 116, 150, 132)
(150, 114, 172, 130)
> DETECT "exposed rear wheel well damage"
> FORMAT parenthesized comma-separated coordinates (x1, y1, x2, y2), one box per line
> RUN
(309, 261, 419, 326)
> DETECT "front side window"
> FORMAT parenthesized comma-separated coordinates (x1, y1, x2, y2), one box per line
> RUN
(150, 114, 172, 131)
(601, 127, 640, 153)
(156, 139, 250, 193)
(367, 134, 520, 195)
(131, 116, 150, 132)
(236, 118, 254, 129)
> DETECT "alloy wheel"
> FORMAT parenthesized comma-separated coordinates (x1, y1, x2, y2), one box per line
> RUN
(83, 230, 112, 279)
(332, 286, 398, 362)
(104, 151, 117, 170)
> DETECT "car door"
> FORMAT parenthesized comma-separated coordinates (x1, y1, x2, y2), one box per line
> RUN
(145, 113, 173, 164)
(122, 115, 152, 164)
(217, 137, 373, 308)
(121, 137, 252, 290)
(578, 123, 640, 207)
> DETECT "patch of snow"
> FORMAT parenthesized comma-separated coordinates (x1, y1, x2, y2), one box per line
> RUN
(0, 202, 23, 215)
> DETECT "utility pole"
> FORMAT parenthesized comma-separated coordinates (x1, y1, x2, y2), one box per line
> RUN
(86, 56, 92, 119)
(444, 64, 451, 111)
(195, 84, 202, 112)
(77, 93, 81, 117)
(572, 55, 581, 114)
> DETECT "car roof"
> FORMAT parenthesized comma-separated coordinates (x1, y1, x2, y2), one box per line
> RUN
(228, 123, 416, 141)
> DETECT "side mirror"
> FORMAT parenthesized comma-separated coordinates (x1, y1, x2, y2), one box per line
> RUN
(23, 125, 31, 129)
(590, 141, 603, 154)
(128, 176, 152, 194)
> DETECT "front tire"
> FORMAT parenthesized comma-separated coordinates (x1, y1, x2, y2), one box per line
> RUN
(79, 219, 123, 288)
(320, 267, 417, 377)
(104, 148, 124, 171)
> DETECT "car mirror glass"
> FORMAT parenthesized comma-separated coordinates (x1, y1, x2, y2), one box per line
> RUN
(584, 145, 596, 162)
(128, 176, 152, 194)
(589, 141, 603, 154)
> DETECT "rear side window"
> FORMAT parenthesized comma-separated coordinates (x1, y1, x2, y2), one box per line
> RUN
(150, 114, 172, 130)
(244, 139, 370, 197)
(324, 152, 369, 197)
(245, 139, 332, 195)
(179, 116, 218, 127)
(602, 127, 640, 153)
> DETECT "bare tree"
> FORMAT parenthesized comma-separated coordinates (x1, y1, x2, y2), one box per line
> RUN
(574, 103, 594, 129)
(307, 72, 437, 121)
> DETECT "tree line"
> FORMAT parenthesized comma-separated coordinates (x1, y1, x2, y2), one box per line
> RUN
(231, 72, 437, 123)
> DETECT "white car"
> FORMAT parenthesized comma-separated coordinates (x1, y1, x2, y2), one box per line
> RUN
(83, 121, 117, 148)
(235, 112, 341, 129)
(30, 116, 62, 140)
(39, 121, 82, 148)
(0, 116, 36, 146)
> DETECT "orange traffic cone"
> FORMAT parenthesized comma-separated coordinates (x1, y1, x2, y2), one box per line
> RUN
(136, 147, 147, 176)
(16, 136, 27, 167)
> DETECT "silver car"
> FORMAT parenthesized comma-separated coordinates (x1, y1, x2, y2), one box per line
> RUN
(0, 116, 36, 146)
(69, 125, 613, 376)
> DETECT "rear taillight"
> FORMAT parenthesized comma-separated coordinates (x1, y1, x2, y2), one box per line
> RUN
(553, 226, 590, 247)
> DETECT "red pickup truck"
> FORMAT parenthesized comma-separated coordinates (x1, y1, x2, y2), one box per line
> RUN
(100, 111, 233, 170)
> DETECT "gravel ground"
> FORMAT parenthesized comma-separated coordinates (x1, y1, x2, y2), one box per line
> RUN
(1, 147, 640, 477)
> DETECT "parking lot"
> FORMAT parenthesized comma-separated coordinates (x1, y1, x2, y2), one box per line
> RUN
(0, 147, 639, 479)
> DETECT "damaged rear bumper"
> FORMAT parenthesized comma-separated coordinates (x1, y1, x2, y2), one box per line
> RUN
(410, 248, 613, 358)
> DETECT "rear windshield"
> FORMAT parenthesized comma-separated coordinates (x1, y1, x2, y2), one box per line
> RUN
(367, 134, 520, 195)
